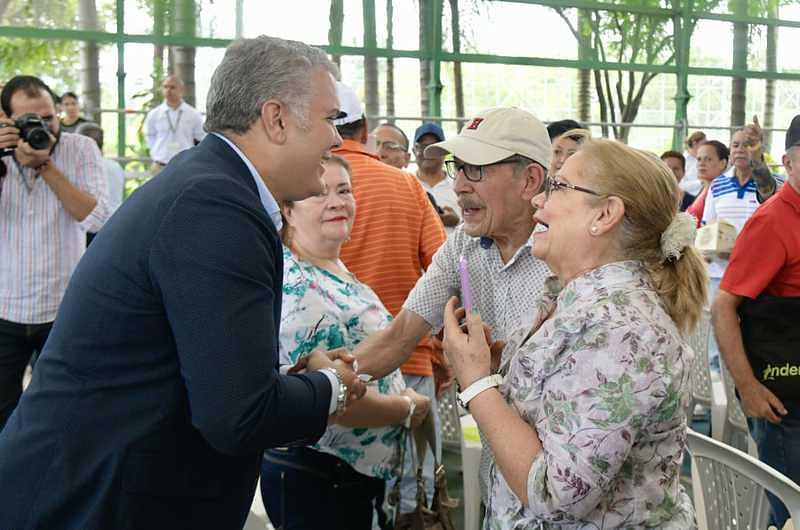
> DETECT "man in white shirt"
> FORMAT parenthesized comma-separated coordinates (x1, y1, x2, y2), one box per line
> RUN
(144, 75, 206, 175)
(681, 130, 706, 195)
(0, 76, 110, 428)
(414, 122, 460, 229)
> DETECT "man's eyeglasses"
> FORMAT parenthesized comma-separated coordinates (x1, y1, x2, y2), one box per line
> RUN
(544, 175, 602, 200)
(376, 141, 406, 153)
(444, 156, 530, 183)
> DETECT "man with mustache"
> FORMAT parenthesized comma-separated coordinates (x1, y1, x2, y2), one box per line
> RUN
(353, 107, 554, 503)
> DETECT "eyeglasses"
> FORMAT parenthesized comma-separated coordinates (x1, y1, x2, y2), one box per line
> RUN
(376, 140, 406, 153)
(444, 156, 529, 183)
(544, 175, 602, 201)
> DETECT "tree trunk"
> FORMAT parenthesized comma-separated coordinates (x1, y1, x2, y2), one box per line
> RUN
(419, 0, 431, 119)
(172, 0, 196, 107)
(328, 0, 344, 68)
(0, 0, 11, 22)
(450, 0, 465, 130)
(78, 0, 101, 123)
(763, 0, 778, 152)
(577, 8, 592, 124)
(730, 0, 748, 128)
(385, 0, 395, 123)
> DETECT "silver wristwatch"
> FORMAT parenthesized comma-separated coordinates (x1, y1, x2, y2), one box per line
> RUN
(332, 369, 348, 416)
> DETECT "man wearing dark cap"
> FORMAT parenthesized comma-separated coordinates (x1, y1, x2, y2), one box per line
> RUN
(414, 122, 459, 228)
(713, 115, 800, 529)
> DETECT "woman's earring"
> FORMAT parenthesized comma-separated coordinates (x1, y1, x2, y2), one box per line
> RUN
(590, 226, 598, 235)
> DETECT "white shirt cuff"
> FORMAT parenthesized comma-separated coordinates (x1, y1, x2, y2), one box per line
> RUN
(319, 367, 340, 415)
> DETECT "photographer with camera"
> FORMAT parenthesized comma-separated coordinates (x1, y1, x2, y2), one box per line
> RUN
(0, 75, 110, 429)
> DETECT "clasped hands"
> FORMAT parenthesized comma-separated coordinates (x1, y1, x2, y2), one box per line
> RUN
(288, 348, 367, 403)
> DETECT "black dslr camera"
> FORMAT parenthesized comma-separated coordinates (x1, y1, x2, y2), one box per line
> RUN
(0, 113, 52, 157)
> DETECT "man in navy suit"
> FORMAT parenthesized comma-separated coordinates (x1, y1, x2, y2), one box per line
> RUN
(0, 35, 364, 530)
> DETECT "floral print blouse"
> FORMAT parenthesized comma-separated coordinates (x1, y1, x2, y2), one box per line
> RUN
(485, 261, 696, 529)
(278, 247, 406, 480)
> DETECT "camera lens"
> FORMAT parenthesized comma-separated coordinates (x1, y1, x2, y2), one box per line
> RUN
(27, 128, 51, 150)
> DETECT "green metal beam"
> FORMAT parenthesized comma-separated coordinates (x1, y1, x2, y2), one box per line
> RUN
(503, 0, 675, 17)
(0, 25, 231, 47)
(673, 0, 692, 150)
(116, 0, 125, 163)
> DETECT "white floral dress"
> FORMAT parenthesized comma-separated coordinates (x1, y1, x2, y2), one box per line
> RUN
(485, 261, 697, 529)
(279, 247, 406, 480)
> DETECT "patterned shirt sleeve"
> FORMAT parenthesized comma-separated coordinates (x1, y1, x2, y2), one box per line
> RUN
(73, 135, 110, 233)
(403, 230, 459, 333)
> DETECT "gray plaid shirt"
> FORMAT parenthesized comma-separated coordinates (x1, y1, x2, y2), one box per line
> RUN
(403, 225, 552, 501)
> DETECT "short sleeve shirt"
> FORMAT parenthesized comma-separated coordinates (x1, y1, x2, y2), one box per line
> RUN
(721, 182, 800, 298)
(702, 168, 784, 278)
(403, 225, 552, 342)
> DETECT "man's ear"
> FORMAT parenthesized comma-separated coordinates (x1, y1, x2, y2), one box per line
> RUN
(261, 99, 288, 144)
(783, 153, 793, 175)
(521, 164, 546, 201)
(590, 195, 625, 236)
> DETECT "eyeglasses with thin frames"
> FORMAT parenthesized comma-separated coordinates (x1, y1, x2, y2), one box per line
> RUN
(544, 175, 602, 200)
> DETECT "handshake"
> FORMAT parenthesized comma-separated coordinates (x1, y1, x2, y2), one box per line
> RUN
(288, 348, 431, 428)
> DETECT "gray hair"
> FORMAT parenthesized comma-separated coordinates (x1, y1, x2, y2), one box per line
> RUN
(205, 35, 339, 134)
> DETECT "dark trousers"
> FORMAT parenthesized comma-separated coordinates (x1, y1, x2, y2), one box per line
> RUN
(260, 447, 388, 530)
(748, 402, 800, 529)
(0, 318, 53, 430)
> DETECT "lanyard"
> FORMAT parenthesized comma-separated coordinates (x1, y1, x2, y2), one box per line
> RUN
(165, 107, 183, 135)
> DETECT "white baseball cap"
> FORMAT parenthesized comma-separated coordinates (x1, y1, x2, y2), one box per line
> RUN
(334, 81, 363, 126)
(426, 107, 552, 169)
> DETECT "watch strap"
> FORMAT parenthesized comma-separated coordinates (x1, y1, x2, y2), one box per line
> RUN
(457, 374, 503, 409)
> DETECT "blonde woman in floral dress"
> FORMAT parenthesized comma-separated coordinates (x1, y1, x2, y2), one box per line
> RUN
(443, 139, 707, 529)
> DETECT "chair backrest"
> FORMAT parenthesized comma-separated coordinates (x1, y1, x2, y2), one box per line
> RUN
(437, 385, 462, 450)
(687, 429, 800, 530)
(686, 308, 713, 415)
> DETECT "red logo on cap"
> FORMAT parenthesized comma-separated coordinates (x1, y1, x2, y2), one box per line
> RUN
(466, 118, 484, 130)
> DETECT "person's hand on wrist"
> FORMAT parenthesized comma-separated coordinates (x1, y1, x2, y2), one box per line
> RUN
(15, 140, 51, 169)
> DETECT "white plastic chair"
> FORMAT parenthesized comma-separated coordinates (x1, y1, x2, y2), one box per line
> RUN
(437, 385, 463, 451)
(686, 308, 713, 419)
(687, 429, 800, 530)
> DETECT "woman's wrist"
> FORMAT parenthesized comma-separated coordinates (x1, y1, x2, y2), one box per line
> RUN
(400, 395, 415, 428)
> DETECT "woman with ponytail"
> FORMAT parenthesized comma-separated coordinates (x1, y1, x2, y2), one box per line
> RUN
(442, 138, 706, 529)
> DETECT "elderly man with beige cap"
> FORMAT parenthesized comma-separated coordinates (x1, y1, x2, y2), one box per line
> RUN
(351, 107, 553, 507)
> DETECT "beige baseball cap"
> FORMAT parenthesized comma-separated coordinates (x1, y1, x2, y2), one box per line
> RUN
(425, 107, 552, 169)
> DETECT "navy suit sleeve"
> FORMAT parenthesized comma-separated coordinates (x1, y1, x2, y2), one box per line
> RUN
(148, 178, 332, 455)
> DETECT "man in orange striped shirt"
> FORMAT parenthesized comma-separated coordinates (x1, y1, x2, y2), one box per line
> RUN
(333, 82, 446, 515)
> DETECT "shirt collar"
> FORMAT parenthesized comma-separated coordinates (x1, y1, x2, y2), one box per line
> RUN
(477, 232, 535, 271)
(212, 132, 282, 230)
(334, 138, 380, 161)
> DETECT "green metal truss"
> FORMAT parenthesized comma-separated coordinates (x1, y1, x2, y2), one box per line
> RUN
(2, 0, 799, 157)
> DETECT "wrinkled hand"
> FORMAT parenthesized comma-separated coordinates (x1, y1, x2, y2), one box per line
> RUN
(0, 118, 19, 153)
(743, 115, 765, 164)
(402, 387, 431, 428)
(740, 380, 787, 424)
(333, 357, 367, 401)
(439, 306, 505, 375)
(442, 297, 492, 389)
